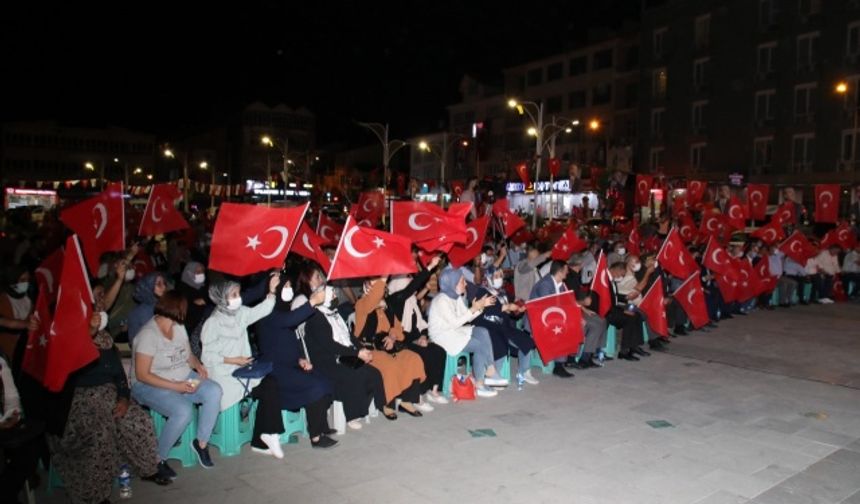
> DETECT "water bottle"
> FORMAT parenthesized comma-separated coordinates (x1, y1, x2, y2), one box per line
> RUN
(516, 373, 525, 391)
(118, 464, 132, 499)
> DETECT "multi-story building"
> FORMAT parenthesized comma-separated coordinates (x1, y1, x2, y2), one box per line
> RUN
(0, 120, 156, 185)
(638, 0, 860, 185)
(447, 75, 507, 179)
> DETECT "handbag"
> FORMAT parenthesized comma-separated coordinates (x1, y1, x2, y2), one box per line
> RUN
(232, 360, 273, 397)
(450, 374, 476, 401)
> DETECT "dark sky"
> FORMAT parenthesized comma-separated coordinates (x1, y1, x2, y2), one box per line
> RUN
(1, 1, 640, 145)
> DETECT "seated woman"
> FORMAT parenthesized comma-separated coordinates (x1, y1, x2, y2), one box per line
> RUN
(353, 278, 426, 419)
(300, 269, 386, 430)
(386, 255, 448, 408)
(472, 267, 537, 387)
(177, 261, 209, 337)
(131, 291, 222, 471)
(427, 268, 500, 398)
(127, 272, 166, 345)
(255, 277, 338, 451)
(51, 273, 172, 504)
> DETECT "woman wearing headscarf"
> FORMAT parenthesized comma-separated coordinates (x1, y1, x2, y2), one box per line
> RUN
(427, 268, 500, 398)
(177, 261, 209, 335)
(301, 270, 387, 430)
(386, 255, 448, 407)
(126, 272, 166, 345)
(353, 277, 426, 419)
(472, 266, 538, 387)
(255, 277, 337, 451)
(49, 270, 172, 504)
(0, 265, 32, 366)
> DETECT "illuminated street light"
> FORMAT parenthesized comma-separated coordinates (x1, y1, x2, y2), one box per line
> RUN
(507, 98, 518, 108)
(836, 81, 848, 94)
(84, 162, 95, 171)
(418, 140, 430, 151)
(261, 135, 273, 146)
(163, 149, 174, 158)
(146, 174, 153, 180)
(133, 167, 143, 175)
(199, 161, 208, 169)
(527, 127, 538, 136)
(589, 119, 600, 131)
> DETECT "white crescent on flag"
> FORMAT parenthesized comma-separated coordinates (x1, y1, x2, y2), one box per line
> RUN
(302, 231, 314, 252)
(819, 191, 833, 207)
(93, 203, 108, 239)
(343, 226, 373, 258)
(465, 228, 479, 248)
(686, 288, 697, 306)
(408, 212, 434, 231)
(706, 216, 719, 232)
(259, 226, 290, 260)
(319, 225, 335, 242)
(35, 267, 55, 293)
(540, 306, 568, 327)
(763, 228, 777, 243)
(729, 205, 743, 220)
(151, 198, 165, 222)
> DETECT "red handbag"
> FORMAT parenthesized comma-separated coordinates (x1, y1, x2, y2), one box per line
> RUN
(450, 374, 476, 401)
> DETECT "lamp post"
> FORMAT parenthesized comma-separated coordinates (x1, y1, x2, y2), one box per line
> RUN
(508, 99, 546, 227)
(417, 132, 469, 203)
(357, 122, 408, 225)
(163, 148, 190, 212)
(836, 81, 859, 176)
(544, 118, 580, 219)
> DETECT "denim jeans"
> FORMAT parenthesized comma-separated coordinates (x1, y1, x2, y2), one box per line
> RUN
(461, 326, 494, 382)
(131, 372, 223, 460)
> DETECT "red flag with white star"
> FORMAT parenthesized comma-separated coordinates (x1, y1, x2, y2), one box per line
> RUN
(525, 291, 583, 365)
(639, 277, 668, 338)
(328, 216, 417, 280)
(292, 221, 332, 272)
(491, 199, 526, 238)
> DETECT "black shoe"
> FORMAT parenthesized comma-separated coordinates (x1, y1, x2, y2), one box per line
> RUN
(156, 460, 177, 480)
(674, 327, 689, 336)
(706, 321, 718, 328)
(382, 409, 398, 421)
(563, 357, 578, 369)
(632, 347, 651, 357)
(660, 337, 672, 344)
(397, 404, 423, 417)
(649, 341, 666, 352)
(721, 313, 734, 320)
(192, 439, 214, 469)
(574, 360, 593, 369)
(311, 435, 339, 449)
(552, 364, 574, 378)
(142, 471, 172, 486)
(323, 428, 338, 436)
(619, 351, 640, 361)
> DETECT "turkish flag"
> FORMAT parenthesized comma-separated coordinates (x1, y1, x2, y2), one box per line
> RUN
(328, 216, 418, 280)
(754, 258, 777, 296)
(746, 184, 770, 221)
(21, 288, 53, 383)
(209, 202, 308, 276)
(548, 158, 561, 178)
(678, 214, 698, 243)
(626, 227, 641, 257)
(686, 180, 706, 204)
(353, 191, 385, 227)
(317, 212, 344, 245)
(292, 221, 332, 272)
(716, 272, 739, 303)
(59, 182, 125, 275)
(672, 194, 689, 218)
(525, 291, 584, 365)
(611, 200, 627, 219)
(139, 184, 189, 237)
(727, 197, 748, 230)
(702, 237, 732, 276)
(450, 180, 465, 197)
(773, 202, 797, 226)
(515, 162, 530, 186)
(391, 201, 468, 251)
(509, 226, 534, 245)
(657, 228, 699, 280)
(131, 250, 155, 279)
(699, 210, 724, 239)
(673, 273, 709, 329)
(635, 175, 653, 206)
(551, 225, 588, 261)
(821, 223, 857, 250)
(733, 258, 757, 302)
(34, 248, 64, 304)
(814, 184, 840, 224)
(448, 215, 490, 268)
(492, 199, 526, 238)
(750, 220, 786, 245)
(590, 251, 612, 317)
(778, 230, 818, 265)
(639, 277, 668, 338)
(43, 235, 98, 392)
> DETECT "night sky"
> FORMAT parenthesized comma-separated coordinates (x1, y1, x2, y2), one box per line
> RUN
(1, 1, 639, 145)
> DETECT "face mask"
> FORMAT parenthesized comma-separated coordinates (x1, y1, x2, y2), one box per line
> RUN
(281, 286, 294, 303)
(632, 263, 642, 272)
(227, 297, 242, 311)
(617, 247, 627, 256)
(97, 264, 109, 279)
(13, 282, 29, 294)
(491, 277, 504, 289)
(480, 254, 491, 265)
(98, 311, 109, 331)
(194, 273, 206, 285)
(324, 286, 335, 307)
(125, 269, 136, 282)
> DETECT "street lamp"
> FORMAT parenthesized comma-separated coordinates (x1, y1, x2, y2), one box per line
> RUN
(163, 147, 190, 212)
(836, 80, 859, 173)
(199, 161, 217, 209)
(357, 122, 408, 222)
(261, 135, 293, 206)
(417, 132, 469, 198)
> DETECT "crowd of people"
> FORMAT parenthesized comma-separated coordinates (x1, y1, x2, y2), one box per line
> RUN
(1, 182, 859, 504)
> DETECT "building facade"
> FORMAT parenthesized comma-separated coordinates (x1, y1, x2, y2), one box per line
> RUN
(237, 102, 316, 183)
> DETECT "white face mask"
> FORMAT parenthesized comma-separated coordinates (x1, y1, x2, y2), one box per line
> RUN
(617, 247, 627, 256)
(491, 277, 504, 289)
(125, 269, 136, 282)
(194, 273, 206, 285)
(97, 264, 109, 279)
(227, 297, 242, 311)
(632, 263, 642, 272)
(98, 311, 109, 331)
(13, 282, 29, 294)
(281, 286, 294, 303)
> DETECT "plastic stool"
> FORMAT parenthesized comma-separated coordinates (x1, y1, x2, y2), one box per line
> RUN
(209, 401, 257, 457)
(530, 350, 555, 374)
(149, 408, 199, 467)
(498, 355, 511, 381)
(604, 325, 618, 358)
(442, 352, 471, 397)
(280, 408, 308, 444)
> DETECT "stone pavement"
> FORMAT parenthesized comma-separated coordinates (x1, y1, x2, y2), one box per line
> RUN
(36, 303, 860, 504)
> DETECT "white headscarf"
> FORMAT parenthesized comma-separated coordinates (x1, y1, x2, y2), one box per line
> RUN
(316, 304, 352, 347)
(387, 275, 427, 333)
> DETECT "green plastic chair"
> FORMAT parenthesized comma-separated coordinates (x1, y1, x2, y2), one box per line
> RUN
(209, 400, 257, 457)
(442, 352, 471, 397)
(529, 350, 555, 374)
(604, 325, 618, 358)
(149, 408, 199, 467)
(280, 408, 309, 443)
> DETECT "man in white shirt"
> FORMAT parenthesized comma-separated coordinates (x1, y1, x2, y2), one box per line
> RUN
(841, 243, 860, 299)
(813, 245, 841, 304)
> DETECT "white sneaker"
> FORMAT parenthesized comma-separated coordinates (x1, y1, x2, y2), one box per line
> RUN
(347, 420, 363, 430)
(426, 393, 449, 405)
(251, 446, 274, 457)
(260, 433, 284, 459)
(521, 369, 540, 385)
(818, 298, 834, 304)
(415, 401, 434, 413)
(476, 386, 498, 398)
(484, 376, 510, 387)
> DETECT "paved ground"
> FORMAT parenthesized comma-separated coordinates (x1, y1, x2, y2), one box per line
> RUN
(36, 302, 860, 504)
